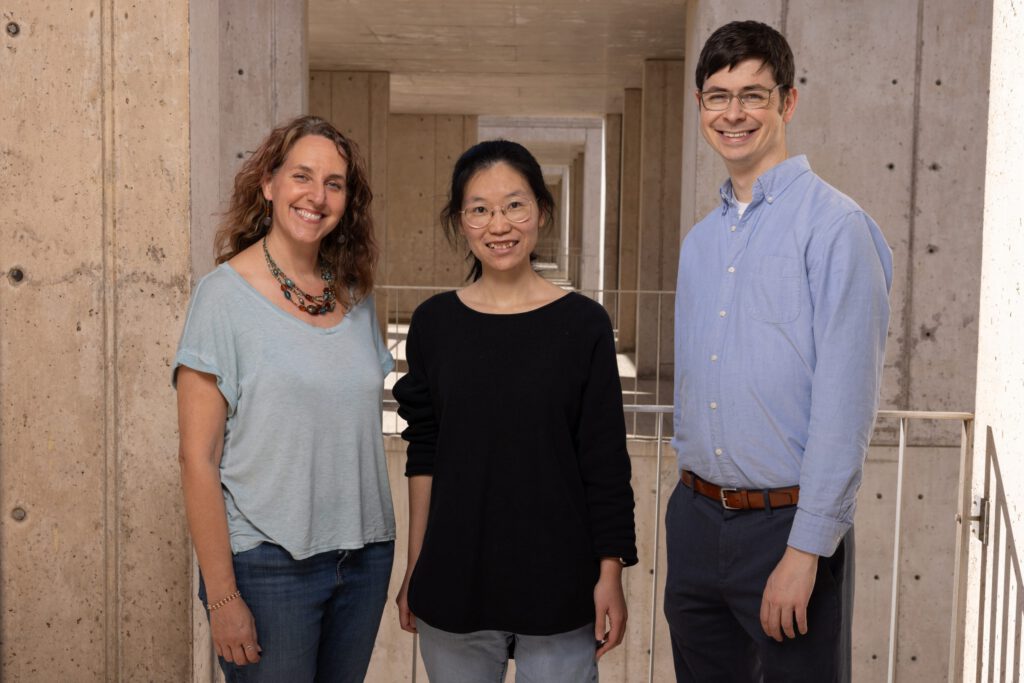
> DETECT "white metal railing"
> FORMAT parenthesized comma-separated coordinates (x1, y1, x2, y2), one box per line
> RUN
(872, 410, 974, 683)
(379, 405, 974, 682)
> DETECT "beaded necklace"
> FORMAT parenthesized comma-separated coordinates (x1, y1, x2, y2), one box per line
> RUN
(262, 236, 337, 316)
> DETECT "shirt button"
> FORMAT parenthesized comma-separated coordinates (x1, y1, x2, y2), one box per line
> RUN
(710, 354, 718, 361)
(719, 310, 727, 317)
(727, 266, 735, 273)
(730, 225, 737, 232)
(709, 402, 718, 410)
(766, 195, 774, 202)
(714, 448, 723, 456)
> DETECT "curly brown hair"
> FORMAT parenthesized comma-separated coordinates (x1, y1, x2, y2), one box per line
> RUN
(214, 115, 377, 310)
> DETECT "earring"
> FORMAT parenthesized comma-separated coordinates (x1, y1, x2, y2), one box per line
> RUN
(259, 199, 272, 229)
(335, 228, 347, 245)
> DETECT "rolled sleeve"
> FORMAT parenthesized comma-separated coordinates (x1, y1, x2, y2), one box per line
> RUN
(172, 277, 240, 415)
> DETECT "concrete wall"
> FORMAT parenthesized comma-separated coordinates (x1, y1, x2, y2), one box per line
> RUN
(0, 2, 193, 679)
(0, 1, 306, 680)
(385, 113, 478, 299)
(960, 0, 1024, 679)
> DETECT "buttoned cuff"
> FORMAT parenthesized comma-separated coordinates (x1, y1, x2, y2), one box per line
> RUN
(787, 508, 849, 557)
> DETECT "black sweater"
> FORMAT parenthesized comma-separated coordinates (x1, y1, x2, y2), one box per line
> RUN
(393, 291, 638, 635)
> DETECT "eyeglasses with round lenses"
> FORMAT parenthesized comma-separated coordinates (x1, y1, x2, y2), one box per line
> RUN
(700, 84, 782, 111)
(460, 199, 534, 230)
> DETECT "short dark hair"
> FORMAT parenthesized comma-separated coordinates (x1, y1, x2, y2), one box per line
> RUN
(441, 139, 556, 282)
(695, 21, 794, 94)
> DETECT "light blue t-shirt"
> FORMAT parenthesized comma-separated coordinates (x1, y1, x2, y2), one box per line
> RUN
(173, 263, 396, 559)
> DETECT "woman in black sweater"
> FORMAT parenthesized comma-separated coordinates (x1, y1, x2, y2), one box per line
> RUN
(393, 140, 637, 682)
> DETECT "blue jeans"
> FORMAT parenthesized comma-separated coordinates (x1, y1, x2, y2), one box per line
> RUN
(416, 619, 599, 683)
(199, 540, 394, 682)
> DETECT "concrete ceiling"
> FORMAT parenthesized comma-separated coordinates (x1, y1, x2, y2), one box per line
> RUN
(308, 0, 687, 117)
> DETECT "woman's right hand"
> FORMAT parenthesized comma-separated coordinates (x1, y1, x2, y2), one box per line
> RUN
(397, 573, 417, 634)
(210, 597, 262, 665)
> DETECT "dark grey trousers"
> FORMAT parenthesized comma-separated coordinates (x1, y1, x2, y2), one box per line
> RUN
(663, 481, 854, 683)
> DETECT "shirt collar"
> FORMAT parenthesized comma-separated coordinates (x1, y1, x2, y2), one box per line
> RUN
(718, 155, 811, 213)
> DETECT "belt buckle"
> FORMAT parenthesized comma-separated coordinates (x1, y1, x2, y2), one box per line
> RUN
(719, 488, 741, 510)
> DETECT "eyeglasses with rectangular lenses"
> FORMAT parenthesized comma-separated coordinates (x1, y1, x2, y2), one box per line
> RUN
(460, 199, 534, 229)
(700, 84, 782, 111)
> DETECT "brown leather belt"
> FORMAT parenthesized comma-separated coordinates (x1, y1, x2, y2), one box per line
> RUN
(680, 470, 799, 511)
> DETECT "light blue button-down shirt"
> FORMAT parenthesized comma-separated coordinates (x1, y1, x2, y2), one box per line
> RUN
(672, 155, 893, 557)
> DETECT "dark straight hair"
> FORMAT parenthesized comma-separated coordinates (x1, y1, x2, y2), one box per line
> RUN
(695, 20, 795, 103)
(440, 139, 556, 282)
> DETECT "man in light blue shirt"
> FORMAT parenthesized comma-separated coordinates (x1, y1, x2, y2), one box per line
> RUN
(664, 21, 892, 682)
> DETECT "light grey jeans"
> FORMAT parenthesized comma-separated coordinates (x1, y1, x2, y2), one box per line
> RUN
(416, 619, 599, 683)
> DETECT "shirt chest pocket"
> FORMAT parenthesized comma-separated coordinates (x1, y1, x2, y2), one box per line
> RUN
(744, 255, 801, 323)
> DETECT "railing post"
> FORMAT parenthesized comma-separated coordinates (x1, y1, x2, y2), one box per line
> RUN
(887, 416, 908, 682)
(948, 417, 975, 681)
(649, 410, 665, 683)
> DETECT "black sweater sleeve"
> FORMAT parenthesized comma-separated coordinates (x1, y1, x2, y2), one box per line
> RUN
(393, 309, 437, 477)
(576, 307, 639, 566)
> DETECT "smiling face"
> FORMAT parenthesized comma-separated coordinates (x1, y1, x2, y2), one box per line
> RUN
(460, 162, 542, 278)
(261, 134, 348, 247)
(698, 58, 797, 181)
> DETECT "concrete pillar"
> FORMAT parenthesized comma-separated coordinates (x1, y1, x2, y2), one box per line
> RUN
(538, 176, 564, 266)
(308, 71, 390, 284)
(603, 114, 622, 323)
(0, 1, 305, 680)
(635, 60, 685, 380)
(582, 127, 605, 295)
(550, 164, 573, 278)
(0, 2, 194, 678)
(960, 1, 1024, 679)
(617, 89, 642, 353)
(570, 153, 585, 288)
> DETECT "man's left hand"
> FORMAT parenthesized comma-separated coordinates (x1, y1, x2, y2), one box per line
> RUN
(760, 546, 819, 641)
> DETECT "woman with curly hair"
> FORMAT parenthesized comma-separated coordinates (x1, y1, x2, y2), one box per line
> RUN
(173, 115, 394, 681)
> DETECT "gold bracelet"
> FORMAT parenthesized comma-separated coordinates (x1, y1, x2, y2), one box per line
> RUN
(207, 589, 241, 612)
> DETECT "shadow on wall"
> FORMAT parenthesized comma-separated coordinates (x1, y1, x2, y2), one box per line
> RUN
(974, 427, 1023, 680)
